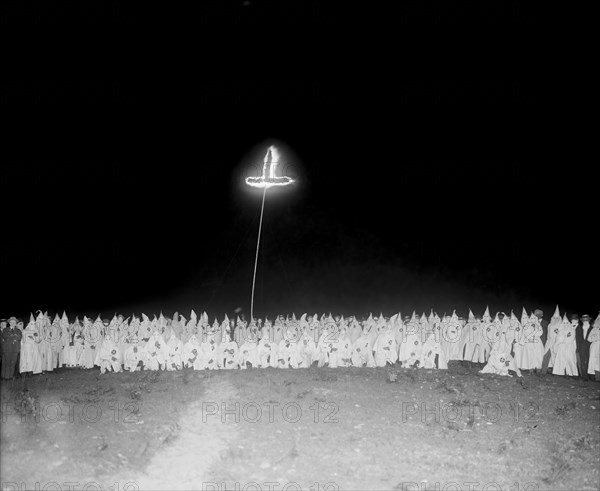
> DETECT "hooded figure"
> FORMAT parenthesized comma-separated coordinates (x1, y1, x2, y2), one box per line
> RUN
(479, 344, 522, 378)
(123, 330, 145, 372)
(19, 315, 43, 375)
(440, 311, 462, 362)
(479, 310, 499, 363)
(542, 305, 562, 372)
(314, 319, 338, 368)
(218, 318, 239, 369)
(373, 315, 399, 367)
(136, 314, 149, 341)
(36, 311, 54, 372)
(512, 308, 529, 367)
(294, 330, 316, 368)
(257, 337, 279, 368)
(279, 321, 302, 368)
(399, 313, 421, 367)
(96, 333, 122, 374)
(80, 317, 102, 369)
(239, 321, 261, 369)
(516, 312, 544, 370)
(165, 326, 184, 371)
(143, 329, 169, 370)
(58, 312, 70, 367)
(180, 333, 199, 370)
(587, 313, 600, 379)
(199, 326, 220, 370)
(419, 329, 447, 369)
(552, 314, 578, 376)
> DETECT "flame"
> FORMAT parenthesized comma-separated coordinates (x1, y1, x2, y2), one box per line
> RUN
(245, 145, 295, 189)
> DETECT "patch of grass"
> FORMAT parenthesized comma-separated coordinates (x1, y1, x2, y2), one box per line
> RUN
(12, 388, 39, 417)
(555, 401, 576, 418)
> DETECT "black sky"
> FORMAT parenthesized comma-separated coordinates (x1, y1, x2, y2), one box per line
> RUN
(2, 1, 595, 320)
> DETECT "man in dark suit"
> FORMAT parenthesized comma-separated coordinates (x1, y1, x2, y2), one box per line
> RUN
(576, 314, 593, 381)
(1, 317, 22, 380)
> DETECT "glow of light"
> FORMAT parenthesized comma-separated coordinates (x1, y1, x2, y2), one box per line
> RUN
(245, 145, 295, 189)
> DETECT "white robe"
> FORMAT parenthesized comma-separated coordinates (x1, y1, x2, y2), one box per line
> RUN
(297, 334, 317, 368)
(516, 322, 544, 369)
(143, 332, 169, 370)
(182, 335, 202, 369)
(552, 324, 578, 376)
(587, 326, 600, 374)
(441, 322, 462, 361)
(544, 320, 561, 367)
(480, 349, 521, 377)
(419, 334, 447, 369)
(20, 327, 43, 374)
(124, 343, 144, 372)
(218, 340, 240, 370)
(373, 328, 398, 367)
(351, 333, 376, 367)
(462, 322, 481, 362)
(257, 339, 278, 368)
(166, 334, 184, 371)
(96, 337, 122, 374)
(238, 340, 260, 369)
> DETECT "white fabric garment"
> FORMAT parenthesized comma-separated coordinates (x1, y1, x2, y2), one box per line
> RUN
(182, 334, 202, 369)
(587, 314, 600, 375)
(20, 321, 43, 374)
(144, 331, 169, 370)
(124, 343, 144, 372)
(480, 347, 521, 377)
(552, 318, 578, 376)
(96, 335, 122, 374)
(166, 330, 184, 371)
(516, 316, 544, 369)
(373, 326, 398, 367)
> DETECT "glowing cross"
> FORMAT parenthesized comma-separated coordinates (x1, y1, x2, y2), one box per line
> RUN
(245, 145, 295, 321)
(245, 145, 294, 189)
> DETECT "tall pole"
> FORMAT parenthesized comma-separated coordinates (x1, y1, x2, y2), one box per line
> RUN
(250, 185, 268, 321)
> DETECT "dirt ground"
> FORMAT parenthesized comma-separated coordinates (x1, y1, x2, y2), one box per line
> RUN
(1, 363, 599, 491)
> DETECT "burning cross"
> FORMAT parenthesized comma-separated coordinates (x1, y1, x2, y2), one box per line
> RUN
(245, 145, 294, 189)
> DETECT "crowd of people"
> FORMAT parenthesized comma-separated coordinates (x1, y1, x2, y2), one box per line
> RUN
(1, 307, 598, 381)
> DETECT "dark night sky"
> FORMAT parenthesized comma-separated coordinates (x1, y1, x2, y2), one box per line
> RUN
(1, 1, 595, 320)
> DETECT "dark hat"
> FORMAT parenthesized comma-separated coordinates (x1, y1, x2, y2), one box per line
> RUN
(581, 314, 591, 320)
(570, 313, 580, 321)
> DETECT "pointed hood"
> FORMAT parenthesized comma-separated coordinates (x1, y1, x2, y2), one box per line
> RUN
(552, 305, 561, 320)
(468, 309, 475, 322)
(482, 306, 491, 322)
(521, 307, 529, 324)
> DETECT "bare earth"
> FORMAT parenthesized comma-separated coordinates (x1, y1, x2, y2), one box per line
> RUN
(1, 363, 599, 491)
